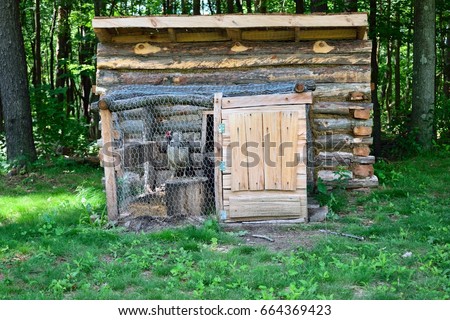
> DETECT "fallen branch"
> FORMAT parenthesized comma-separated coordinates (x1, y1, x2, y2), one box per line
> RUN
(251, 234, 275, 242)
(319, 229, 365, 241)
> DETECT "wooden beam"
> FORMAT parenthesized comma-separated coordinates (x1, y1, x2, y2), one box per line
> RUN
(222, 93, 313, 109)
(214, 93, 224, 217)
(97, 53, 371, 70)
(97, 66, 371, 89)
(100, 109, 119, 221)
(93, 14, 369, 30)
(226, 28, 242, 41)
(96, 41, 372, 58)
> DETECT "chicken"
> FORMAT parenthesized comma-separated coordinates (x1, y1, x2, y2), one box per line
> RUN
(166, 131, 190, 178)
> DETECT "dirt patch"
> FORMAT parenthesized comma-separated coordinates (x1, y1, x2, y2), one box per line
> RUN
(119, 215, 206, 233)
(223, 224, 322, 251)
(119, 216, 323, 252)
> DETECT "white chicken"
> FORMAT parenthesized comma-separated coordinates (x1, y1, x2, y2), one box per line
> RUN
(166, 131, 190, 178)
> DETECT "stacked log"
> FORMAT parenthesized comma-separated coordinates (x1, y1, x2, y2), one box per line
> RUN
(312, 102, 378, 189)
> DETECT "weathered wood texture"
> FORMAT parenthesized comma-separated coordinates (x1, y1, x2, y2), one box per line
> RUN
(97, 66, 371, 87)
(93, 14, 368, 29)
(166, 177, 208, 216)
(100, 109, 119, 220)
(97, 40, 371, 57)
(217, 93, 308, 222)
(93, 14, 369, 43)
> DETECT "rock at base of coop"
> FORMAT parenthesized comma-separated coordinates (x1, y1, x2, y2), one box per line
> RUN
(166, 177, 208, 216)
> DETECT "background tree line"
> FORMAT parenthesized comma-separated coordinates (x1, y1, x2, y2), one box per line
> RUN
(0, 0, 448, 164)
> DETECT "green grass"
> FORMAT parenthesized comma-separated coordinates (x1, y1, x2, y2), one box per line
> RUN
(0, 154, 449, 300)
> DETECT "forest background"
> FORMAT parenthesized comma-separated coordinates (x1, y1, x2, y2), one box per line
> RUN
(0, 0, 448, 164)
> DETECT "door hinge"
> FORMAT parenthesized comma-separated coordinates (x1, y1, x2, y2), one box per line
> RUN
(219, 161, 226, 172)
(218, 123, 225, 134)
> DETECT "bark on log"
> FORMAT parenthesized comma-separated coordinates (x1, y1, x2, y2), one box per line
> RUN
(316, 151, 353, 167)
(352, 156, 375, 164)
(346, 176, 378, 188)
(315, 134, 373, 149)
(312, 101, 373, 115)
(97, 66, 371, 88)
(318, 170, 378, 188)
(97, 53, 371, 71)
(314, 118, 373, 131)
(97, 41, 372, 58)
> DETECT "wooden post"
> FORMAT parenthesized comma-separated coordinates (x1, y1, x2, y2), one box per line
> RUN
(214, 93, 224, 218)
(100, 107, 119, 221)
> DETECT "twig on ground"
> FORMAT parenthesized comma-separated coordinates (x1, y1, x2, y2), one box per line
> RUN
(251, 234, 275, 242)
(319, 229, 365, 241)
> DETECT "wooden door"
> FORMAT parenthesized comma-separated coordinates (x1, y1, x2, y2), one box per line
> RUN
(215, 92, 312, 222)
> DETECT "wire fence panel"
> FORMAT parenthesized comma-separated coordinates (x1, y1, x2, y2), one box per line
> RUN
(96, 83, 301, 221)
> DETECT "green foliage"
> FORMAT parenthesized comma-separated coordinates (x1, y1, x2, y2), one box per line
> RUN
(31, 86, 92, 157)
(2, 155, 448, 299)
(315, 168, 349, 215)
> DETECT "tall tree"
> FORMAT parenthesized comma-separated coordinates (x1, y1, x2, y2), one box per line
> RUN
(411, 0, 436, 150)
(0, 0, 37, 162)
(370, 0, 381, 157)
(33, 0, 42, 87)
(216, 0, 222, 14)
(236, 0, 243, 13)
(0, 96, 4, 133)
(245, 0, 252, 13)
(56, 0, 72, 113)
(444, 25, 450, 98)
(311, 0, 328, 13)
(227, 0, 234, 13)
(296, 0, 305, 14)
(193, 0, 201, 15)
(345, 0, 358, 12)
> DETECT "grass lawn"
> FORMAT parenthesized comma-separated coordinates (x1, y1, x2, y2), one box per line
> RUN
(0, 154, 449, 300)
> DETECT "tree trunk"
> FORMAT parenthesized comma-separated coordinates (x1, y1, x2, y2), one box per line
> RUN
(245, 0, 252, 13)
(345, 0, 358, 12)
(370, 0, 381, 157)
(260, 0, 267, 13)
(227, 0, 234, 13)
(444, 25, 450, 98)
(167, 0, 174, 14)
(296, 0, 305, 14)
(0, 95, 4, 133)
(311, 0, 328, 13)
(0, 0, 37, 163)
(236, 0, 243, 13)
(394, 9, 401, 112)
(56, 1, 72, 112)
(193, 0, 201, 15)
(49, 3, 57, 90)
(79, 26, 92, 123)
(94, 0, 106, 16)
(411, 0, 436, 150)
(33, 0, 42, 87)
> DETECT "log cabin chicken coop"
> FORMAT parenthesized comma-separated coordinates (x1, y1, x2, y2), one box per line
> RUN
(93, 13, 378, 224)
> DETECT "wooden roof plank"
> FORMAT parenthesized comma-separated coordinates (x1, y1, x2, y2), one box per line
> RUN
(93, 14, 368, 30)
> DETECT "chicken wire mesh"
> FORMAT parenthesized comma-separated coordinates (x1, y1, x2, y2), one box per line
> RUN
(95, 82, 310, 220)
